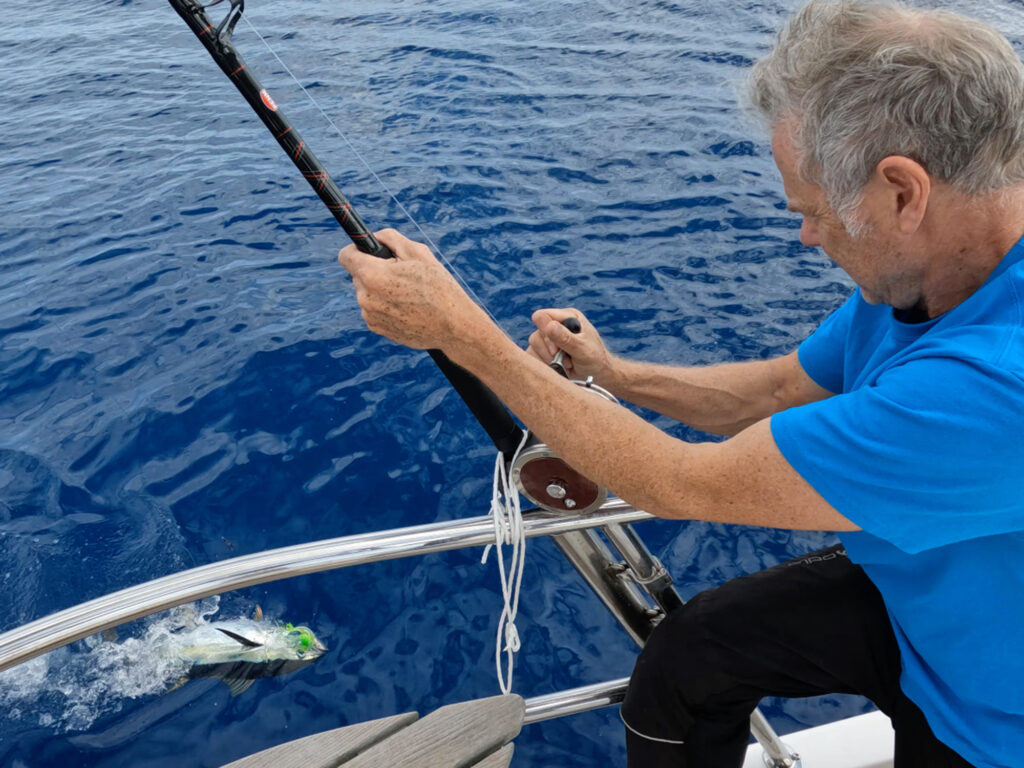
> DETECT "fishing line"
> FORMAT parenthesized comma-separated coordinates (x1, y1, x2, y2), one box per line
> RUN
(240, 15, 505, 330)
(239, 11, 532, 692)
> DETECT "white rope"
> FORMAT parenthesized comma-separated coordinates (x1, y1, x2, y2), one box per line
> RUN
(481, 430, 531, 695)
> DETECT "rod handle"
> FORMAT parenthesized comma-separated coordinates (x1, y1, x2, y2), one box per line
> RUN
(366, 242, 395, 260)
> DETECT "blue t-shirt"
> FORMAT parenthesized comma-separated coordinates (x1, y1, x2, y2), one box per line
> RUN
(771, 237, 1024, 768)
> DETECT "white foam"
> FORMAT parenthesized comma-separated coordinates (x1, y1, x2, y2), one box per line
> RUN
(0, 596, 224, 733)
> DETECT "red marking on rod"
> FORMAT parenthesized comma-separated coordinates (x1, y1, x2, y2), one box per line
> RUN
(199, 24, 213, 36)
(230, 65, 245, 77)
(304, 171, 328, 191)
(292, 141, 305, 161)
(277, 126, 292, 139)
(328, 203, 352, 223)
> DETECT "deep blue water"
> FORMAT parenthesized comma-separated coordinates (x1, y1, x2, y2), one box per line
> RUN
(2, 1, 1022, 766)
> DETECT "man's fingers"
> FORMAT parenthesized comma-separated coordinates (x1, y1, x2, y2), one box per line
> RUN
(337, 243, 369, 275)
(375, 228, 434, 263)
(527, 307, 590, 361)
(531, 307, 579, 329)
(338, 240, 402, 287)
(338, 229, 430, 276)
(527, 329, 559, 362)
(544, 318, 582, 351)
(372, 228, 403, 258)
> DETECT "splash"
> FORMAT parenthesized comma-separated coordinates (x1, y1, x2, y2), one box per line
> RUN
(0, 597, 223, 734)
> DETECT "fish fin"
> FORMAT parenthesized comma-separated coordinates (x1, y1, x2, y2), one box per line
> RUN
(221, 677, 255, 697)
(216, 628, 262, 648)
(253, 605, 264, 622)
(165, 675, 190, 694)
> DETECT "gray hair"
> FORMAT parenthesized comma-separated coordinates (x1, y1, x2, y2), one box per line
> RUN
(748, 0, 1024, 222)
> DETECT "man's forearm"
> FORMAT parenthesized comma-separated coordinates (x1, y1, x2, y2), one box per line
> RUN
(605, 354, 808, 436)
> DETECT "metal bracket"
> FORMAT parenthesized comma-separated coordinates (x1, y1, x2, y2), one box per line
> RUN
(763, 747, 802, 768)
(610, 557, 671, 588)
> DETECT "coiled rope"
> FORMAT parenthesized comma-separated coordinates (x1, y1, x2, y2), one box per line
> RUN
(481, 430, 531, 695)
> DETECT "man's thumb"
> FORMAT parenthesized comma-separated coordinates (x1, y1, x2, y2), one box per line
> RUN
(547, 317, 581, 349)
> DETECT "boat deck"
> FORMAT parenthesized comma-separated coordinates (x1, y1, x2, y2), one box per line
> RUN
(223, 695, 522, 768)
(743, 710, 894, 768)
(223, 692, 894, 768)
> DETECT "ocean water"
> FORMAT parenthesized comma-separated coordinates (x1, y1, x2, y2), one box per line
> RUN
(1, 1, 1022, 766)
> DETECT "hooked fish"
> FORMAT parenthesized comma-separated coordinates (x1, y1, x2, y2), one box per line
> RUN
(166, 614, 328, 697)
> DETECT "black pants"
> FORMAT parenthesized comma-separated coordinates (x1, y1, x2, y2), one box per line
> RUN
(620, 545, 975, 767)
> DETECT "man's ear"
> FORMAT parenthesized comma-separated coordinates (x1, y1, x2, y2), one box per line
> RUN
(873, 155, 930, 234)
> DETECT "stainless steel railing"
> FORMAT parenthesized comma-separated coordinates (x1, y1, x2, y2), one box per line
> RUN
(0, 500, 650, 674)
(523, 677, 628, 725)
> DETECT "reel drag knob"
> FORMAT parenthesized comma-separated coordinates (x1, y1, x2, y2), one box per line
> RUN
(510, 444, 607, 514)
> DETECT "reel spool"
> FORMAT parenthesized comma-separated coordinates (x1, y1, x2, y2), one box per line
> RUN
(510, 377, 618, 514)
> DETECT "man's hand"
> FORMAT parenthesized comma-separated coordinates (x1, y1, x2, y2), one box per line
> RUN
(527, 308, 618, 385)
(337, 229, 488, 352)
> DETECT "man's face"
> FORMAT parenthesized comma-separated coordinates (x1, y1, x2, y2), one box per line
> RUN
(771, 124, 914, 308)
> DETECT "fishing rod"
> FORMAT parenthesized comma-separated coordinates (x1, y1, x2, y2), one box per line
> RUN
(168, 0, 608, 513)
(167, 0, 527, 459)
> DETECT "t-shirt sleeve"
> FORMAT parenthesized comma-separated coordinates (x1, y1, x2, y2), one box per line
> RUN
(771, 355, 1024, 553)
(796, 292, 859, 394)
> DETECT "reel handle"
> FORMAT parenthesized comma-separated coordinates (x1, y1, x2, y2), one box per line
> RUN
(549, 317, 581, 377)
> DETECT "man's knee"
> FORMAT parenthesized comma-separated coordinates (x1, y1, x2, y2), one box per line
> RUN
(621, 592, 738, 740)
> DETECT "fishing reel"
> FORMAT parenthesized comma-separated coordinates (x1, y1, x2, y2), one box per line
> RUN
(510, 319, 618, 514)
(510, 376, 617, 514)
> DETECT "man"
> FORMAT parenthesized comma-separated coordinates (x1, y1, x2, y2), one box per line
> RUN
(338, 1, 1024, 766)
